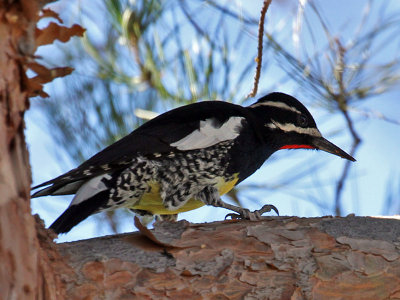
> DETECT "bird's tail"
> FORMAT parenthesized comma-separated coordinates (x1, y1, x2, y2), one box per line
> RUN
(49, 190, 109, 234)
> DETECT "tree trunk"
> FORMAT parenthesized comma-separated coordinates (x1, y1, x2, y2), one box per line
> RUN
(0, 1, 72, 299)
(0, 1, 42, 299)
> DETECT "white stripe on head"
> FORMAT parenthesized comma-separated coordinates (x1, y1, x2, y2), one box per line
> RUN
(266, 120, 321, 137)
(251, 101, 302, 114)
(170, 116, 244, 151)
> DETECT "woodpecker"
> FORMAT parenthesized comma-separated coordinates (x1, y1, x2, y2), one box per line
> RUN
(32, 92, 355, 234)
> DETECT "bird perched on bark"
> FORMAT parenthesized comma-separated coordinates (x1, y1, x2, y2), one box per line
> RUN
(32, 92, 355, 234)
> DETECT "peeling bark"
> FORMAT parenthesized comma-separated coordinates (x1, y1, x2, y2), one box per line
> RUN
(0, 1, 81, 299)
(56, 216, 400, 300)
(0, 1, 44, 299)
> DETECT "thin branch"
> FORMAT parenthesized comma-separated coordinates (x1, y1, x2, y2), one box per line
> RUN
(246, 0, 272, 99)
(349, 107, 400, 126)
(334, 109, 361, 216)
(333, 39, 362, 216)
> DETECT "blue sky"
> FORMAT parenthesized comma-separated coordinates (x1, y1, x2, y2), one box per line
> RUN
(27, 0, 400, 242)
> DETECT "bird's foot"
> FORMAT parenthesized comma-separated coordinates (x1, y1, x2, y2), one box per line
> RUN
(155, 214, 178, 222)
(225, 204, 279, 221)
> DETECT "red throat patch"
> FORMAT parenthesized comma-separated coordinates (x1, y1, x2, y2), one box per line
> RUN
(280, 144, 314, 150)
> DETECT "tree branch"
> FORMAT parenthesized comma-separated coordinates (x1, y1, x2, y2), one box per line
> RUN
(247, 0, 272, 99)
(53, 216, 400, 299)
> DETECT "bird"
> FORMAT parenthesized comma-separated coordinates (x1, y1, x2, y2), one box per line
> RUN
(31, 92, 355, 234)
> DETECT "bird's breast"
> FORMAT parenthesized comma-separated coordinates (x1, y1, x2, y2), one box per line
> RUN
(227, 137, 275, 184)
(132, 174, 239, 215)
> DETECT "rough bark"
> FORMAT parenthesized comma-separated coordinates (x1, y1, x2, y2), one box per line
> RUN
(55, 216, 400, 300)
(0, 1, 81, 299)
(0, 1, 47, 299)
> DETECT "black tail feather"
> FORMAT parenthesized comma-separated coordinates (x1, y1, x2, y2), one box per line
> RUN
(31, 180, 85, 198)
(49, 191, 109, 234)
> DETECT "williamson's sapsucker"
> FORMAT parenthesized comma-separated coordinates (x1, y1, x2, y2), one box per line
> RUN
(32, 92, 355, 234)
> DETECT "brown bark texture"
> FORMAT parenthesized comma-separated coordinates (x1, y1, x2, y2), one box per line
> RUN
(56, 216, 400, 300)
(0, 1, 46, 299)
(0, 1, 83, 299)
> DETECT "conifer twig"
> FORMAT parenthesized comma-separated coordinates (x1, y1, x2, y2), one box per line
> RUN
(247, 0, 272, 99)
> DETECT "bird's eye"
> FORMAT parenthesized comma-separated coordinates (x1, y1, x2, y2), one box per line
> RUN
(297, 115, 308, 127)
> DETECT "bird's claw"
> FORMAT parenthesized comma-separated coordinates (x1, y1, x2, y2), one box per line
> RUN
(225, 213, 241, 220)
(258, 204, 280, 216)
(225, 204, 279, 220)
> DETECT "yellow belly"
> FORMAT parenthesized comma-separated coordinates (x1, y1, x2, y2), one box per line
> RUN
(131, 174, 239, 215)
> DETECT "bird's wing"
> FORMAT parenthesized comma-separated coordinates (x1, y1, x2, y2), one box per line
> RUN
(31, 101, 249, 197)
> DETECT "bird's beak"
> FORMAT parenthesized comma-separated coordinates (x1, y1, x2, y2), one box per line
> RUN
(311, 137, 356, 162)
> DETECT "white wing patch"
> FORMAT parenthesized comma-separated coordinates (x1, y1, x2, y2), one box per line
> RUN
(266, 120, 322, 137)
(170, 116, 244, 150)
(70, 174, 111, 206)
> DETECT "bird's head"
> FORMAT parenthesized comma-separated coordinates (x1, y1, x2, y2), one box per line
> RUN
(249, 92, 355, 161)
